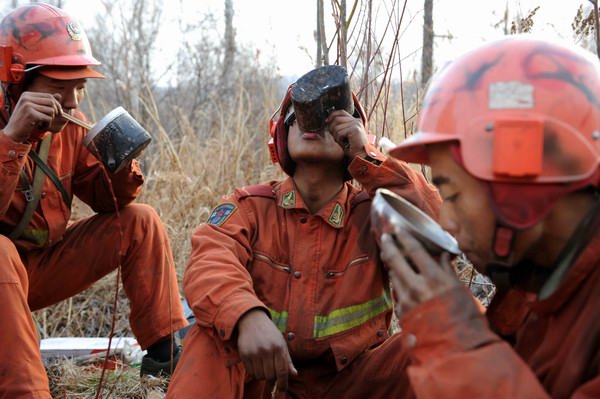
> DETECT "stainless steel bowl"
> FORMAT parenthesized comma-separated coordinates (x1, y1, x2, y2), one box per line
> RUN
(371, 188, 460, 255)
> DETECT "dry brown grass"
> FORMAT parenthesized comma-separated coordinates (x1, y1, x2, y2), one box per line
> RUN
(46, 359, 168, 399)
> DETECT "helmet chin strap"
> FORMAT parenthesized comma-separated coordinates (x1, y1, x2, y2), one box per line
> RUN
(485, 225, 518, 290)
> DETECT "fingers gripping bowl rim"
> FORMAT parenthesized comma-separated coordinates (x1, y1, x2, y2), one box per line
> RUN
(371, 188, 461, 256)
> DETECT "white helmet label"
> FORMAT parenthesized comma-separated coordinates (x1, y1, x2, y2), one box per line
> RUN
(489, 81, 534, 109)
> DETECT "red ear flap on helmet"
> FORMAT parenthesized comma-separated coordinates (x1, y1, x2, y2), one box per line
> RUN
(0, 46, 25, 83)
(268, 85, 295, 175)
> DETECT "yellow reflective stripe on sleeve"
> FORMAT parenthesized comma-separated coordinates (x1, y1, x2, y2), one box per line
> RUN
(313, 291, 392, 338)
(268, 308, 288, 333)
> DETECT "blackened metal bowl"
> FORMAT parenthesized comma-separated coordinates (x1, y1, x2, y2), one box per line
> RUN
(83, 107, 151, 174)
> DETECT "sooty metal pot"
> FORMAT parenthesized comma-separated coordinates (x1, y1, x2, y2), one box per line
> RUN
(290, 64, 354, 132)
(82, 107, 152, 174)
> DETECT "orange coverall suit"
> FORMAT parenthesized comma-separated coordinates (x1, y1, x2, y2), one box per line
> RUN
(397, 214, 600, 398)
(167, 151, 441, 398)
(0, 109, 187, 398)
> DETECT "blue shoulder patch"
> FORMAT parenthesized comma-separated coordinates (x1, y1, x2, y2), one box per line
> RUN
(206, 203, 238, 226)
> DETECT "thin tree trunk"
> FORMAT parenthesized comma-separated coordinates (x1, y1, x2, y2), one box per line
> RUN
(362, 0, 373, 111)
(339, 0, 348, 68)
(221, 0, 236, 90)
(316, 0, 322, 67)
(319, 0, 329, 65)
(594, 1, 600, 60)
(421, 0, 433, 86)
(503, 3, 509, 34)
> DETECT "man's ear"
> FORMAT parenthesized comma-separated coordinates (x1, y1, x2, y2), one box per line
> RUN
(5, 82, 22, 103)
(7, 71, 38, 102)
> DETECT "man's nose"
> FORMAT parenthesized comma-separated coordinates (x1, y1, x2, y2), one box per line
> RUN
(439, 205, 459, 237)
(61, 90, 79, 110)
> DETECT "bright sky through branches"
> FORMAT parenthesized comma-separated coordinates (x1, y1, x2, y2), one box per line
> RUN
(61, 0, 591, 82)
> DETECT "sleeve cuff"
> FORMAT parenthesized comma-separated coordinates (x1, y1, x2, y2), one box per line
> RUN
(361, 143, 386, 164)
(0, 131, 30, 160)
(213, 293, 270, 341)
(348, 143, 386, 178)
(0, 131, 31, 174)
(400, 286, 500, 365)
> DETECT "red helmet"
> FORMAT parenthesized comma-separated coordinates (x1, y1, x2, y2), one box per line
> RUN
(268, 85, 369, 178)
(390, 36, 600, 229)
(0, 3, 102, 83)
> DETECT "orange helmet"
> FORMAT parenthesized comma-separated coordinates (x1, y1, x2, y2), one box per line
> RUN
(390, 36, 600, 229)
(0, 3, 102, 83)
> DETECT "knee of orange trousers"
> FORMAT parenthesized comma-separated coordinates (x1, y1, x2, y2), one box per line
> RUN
(116, 203, 170, 251)
(167, 325, 252, 399)
(114, 204, 186, 349)
(0, 235, 29, 291)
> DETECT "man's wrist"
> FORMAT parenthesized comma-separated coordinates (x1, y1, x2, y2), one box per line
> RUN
(1, 127, 27, 143)
(237, 308, 270, 330)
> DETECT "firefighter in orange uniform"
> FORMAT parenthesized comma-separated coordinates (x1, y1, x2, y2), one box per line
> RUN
(0, 4, 187, 397)
(167, 66, 441, 398)
(382, 36, 600, 398)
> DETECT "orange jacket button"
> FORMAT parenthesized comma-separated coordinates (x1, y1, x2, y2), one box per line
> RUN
(340, 356, 348, 365)
(293, 271, 301, 279)
(220, 329, 225, 337)
(300, 216, 308, 224)
(287, 332, 295, 341)
(377, 329, 384, 337)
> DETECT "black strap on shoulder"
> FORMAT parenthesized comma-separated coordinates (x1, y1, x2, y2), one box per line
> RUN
(29, 146, 71, 209)
(9, 134, 52, 240)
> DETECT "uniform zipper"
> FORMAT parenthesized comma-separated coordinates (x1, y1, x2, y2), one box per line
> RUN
(324, 255, 370, 278)
(254, 253, 292, 273)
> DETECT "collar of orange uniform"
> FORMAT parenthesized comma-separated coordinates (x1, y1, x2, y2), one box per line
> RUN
(277, 177, 350, 228)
